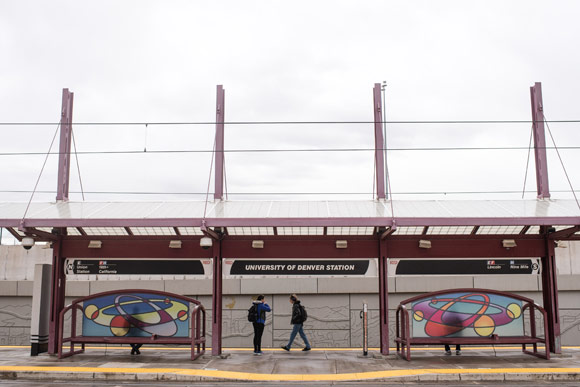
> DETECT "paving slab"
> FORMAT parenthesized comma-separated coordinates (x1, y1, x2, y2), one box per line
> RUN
(0, 345, 579, 383)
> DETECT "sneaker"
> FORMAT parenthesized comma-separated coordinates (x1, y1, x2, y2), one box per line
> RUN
(302, 347, 311, 351)
(445, 350, 452, 356)
(256, 352, 262, 356)
(456, 350, 461, 356)
(281, 345, 290, 351)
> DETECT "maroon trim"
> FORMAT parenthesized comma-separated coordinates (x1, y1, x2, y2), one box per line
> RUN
(58, 236, 546, 259)
(395, 288, 550, 360)
(58, 289, 206, 360)
(548, 225, 580, 239)
(212, 241, 222, 355)
(378, 239, 389, 355)
(61, 239, 213, 259)
(4, 227, 22, 241)
(542, 235, 561, 353)
(60, 288, 203, 306)
(380, 227, 395, 239)
(27, 228, 58, 241)
(399, 287, 538, 306)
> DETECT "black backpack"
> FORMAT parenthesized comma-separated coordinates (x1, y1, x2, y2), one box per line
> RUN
(248, 304, 259, 322)
(298, 304, 308, 322)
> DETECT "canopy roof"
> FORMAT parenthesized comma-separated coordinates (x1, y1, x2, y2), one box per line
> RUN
(1, 199, 579, 238)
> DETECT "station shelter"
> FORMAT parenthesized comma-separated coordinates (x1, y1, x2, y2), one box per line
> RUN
(0, 83, 578, 357)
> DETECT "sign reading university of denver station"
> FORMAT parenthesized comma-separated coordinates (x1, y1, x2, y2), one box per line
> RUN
(226, 259, 373, 277)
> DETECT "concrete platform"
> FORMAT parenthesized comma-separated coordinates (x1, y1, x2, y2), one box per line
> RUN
(0, 346, 579, 383)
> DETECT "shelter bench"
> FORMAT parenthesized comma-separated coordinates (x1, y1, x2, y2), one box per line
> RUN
(58, 289, 206, 360)
(395, 288, 549, 361)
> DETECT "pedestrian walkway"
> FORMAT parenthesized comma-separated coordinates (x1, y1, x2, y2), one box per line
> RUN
(0, 345, 579, 383)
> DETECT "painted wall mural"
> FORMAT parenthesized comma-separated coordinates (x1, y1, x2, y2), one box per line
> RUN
(411, 292, 524, 338)
(82, 293, 190, 337)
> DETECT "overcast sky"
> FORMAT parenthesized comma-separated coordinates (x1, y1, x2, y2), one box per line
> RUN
(1, 0, 579, 225)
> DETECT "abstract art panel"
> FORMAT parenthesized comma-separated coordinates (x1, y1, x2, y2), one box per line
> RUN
(82, 293, 189, 337)
(411, 292, 524, 338)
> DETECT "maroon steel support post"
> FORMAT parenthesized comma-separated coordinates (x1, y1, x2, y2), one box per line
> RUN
(530, 82, 550, 199)
(373, 83, 386, 200)
(211, 240, 223, 355)
(378, 239, 389, 354)
(56, 89, 74, 201)
(214, 85, 225, 201)
(541, 234, 561, 353)
(48, 238, 66, 354)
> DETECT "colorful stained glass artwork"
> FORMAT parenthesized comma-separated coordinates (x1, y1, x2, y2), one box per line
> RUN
(82, 293, 189, 337)
(411, 292, 524, 338)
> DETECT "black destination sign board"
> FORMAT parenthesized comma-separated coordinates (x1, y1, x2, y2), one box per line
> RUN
(230, 260, 370, 276)
(66, 259, 205, 275)
(395, 259, 540, 275)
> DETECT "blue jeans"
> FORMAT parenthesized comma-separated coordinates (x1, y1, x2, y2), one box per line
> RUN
(287, 324, 310, 349)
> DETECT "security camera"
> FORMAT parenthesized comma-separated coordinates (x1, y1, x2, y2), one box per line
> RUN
(200, 236, 213, 250)
(22, 237, 35, 250)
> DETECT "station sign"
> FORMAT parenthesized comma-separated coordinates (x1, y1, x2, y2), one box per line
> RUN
(65, 259, 212, 276)
(390, 258, 541, 276)
(224, 259, 376, 278)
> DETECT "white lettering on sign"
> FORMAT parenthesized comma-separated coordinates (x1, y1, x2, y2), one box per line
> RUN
(326, 264, 355, 271)
(245, 264, 287, 271)
(297, 265, 325, 270)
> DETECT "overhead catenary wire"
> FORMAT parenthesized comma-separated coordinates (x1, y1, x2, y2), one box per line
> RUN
(202, 137, 216, 219)
(2, 189, 579, 196)
(1, 145, 580, 157)
(2, 119, 580, 125)
(71, 129, 85, 201)
(4, 117, 579, 202)
(21, 121, 61, 222)
(521, 125, 534, 199)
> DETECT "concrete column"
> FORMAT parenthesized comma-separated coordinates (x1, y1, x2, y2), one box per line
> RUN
(30, 264, 52, 355)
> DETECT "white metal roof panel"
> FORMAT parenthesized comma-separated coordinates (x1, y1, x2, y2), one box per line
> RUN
(0, 199, 579, 226)
(326, 201, 389, 218)
(209, 201, 272, 218)
(266, 201, 330, 218)
(392, 201, 452, 218)
(145, 202, 207, 219)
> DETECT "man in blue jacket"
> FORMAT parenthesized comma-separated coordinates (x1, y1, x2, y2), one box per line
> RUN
(252, 295, 271, 355)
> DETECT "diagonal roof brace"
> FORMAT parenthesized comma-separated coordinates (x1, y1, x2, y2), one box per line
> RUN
(548, 225, 580, 240)
(201, 219, 222, 240)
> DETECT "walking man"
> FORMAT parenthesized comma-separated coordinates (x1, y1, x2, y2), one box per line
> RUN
(251, 295, 271, 355)
(281, 294, 311, 351)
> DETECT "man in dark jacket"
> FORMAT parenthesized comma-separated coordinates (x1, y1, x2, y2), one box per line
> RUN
(280, 294, 311, 351)
(252, 295, 271, 355)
